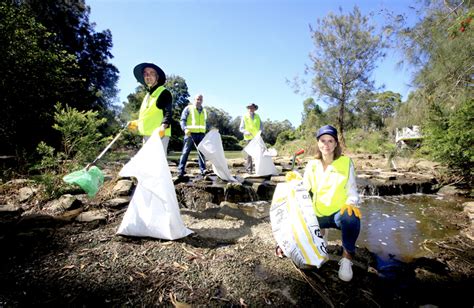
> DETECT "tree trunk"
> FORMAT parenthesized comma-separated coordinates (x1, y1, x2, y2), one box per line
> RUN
(338, 99, 346, 148)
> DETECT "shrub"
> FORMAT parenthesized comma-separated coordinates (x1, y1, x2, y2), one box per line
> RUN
(345, 128, 395, 154)
(424, 98, 473, 182)
(32, 103, 108, 198)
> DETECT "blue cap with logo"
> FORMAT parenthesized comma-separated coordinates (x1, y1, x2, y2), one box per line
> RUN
(316, 125, 338, 140)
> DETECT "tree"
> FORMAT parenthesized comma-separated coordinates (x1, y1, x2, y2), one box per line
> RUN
(20, 0, 119, 111)
(352, 90, 401, 131)
(394, 2, 473, 181)
(373, 91, 401, 126)
(0, 2, 76, 155)
(262, 119, 294, 145)
(299, 98, 327, 140)
(0, 0, 118, 161)
(206, 107, 234, 135)
(307, 6, 387, 146)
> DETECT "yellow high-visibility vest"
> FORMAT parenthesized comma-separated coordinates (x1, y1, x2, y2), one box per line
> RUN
(186, 105, 207, 133)
(243, 113, 261, 140)
(304, 156, 351, 217)
(138, 86, 171, 137)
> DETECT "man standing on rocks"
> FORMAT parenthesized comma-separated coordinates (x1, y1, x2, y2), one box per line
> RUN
(177, 94, 208, 178)
(127, 62, 172, 155)
(239, 103, 263, 173)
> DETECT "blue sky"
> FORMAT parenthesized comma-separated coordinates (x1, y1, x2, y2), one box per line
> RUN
(88, 0, 417, 127)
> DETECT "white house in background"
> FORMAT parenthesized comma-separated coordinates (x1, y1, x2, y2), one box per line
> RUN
(395, 125, 424, 147)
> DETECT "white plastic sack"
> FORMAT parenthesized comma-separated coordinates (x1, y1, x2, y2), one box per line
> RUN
(117, 130, 193, 240)
(197, 129, 237, 182)
(270, 172, 327, 268)
(244, 132, 278, 176)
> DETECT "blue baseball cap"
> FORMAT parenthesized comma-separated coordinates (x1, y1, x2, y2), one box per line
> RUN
(316, 125, 338, 140)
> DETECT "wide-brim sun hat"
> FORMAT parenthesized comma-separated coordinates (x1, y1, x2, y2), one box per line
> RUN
(316, 125, 338, 140)
(133, 62, 166, 86)
(246, 103, 258, 110)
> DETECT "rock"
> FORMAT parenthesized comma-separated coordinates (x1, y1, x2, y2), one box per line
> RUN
(103, 197, 131, 208)
(0, 203, 22, 213)
(60, 207, 84, 221)
(462, 202, 474, 240)
(76, 209, 108, 222)
(18, 186, 39, 202)
(43, 194, 82, 216)
(270, 175, 286, 183)
(437, 185, 470, 196)
(224, 183, 258, 203)
(112, 179, 134, 196)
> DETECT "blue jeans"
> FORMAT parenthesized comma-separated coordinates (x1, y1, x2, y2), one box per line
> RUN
(317, 210, 361, 255)
(177, 133, 206, 176)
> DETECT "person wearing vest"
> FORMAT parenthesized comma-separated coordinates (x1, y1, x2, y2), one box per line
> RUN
(177, 94, 208, 178)
(275, 125, 361, 282)
(239, 103, 262, 173)
(128, 62, 172, 154)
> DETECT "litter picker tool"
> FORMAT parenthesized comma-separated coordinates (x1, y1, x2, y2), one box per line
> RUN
(86, 126, 127, 170)
(63, 126, 127, 197)
(291, 149, 305, 170)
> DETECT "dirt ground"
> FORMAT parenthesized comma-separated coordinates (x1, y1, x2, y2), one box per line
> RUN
(0, 153, 473, 307)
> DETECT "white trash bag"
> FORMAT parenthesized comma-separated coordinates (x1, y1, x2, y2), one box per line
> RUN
(244, 131, 278, 176)
(197, 129, 237, 182)
(270, 171, 327, 268)
(117, 129, 193, 240)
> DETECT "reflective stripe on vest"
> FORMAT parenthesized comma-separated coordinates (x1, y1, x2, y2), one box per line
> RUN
(306, 156, 351, 217)
(243, 113, 261, 140)
(186, 105, 207, 133)
(137, 86, 171, 136)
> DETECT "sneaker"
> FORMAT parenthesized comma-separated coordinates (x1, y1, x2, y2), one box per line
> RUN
(338, 258, 353, 282)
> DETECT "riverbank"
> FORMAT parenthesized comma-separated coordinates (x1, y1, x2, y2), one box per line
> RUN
(0, 153, 472, 306)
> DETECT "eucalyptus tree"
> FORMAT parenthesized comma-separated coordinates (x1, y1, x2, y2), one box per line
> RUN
(306, 6, 387, 146)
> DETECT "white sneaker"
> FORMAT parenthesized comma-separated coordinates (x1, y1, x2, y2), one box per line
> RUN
(338, 258, 353, 282)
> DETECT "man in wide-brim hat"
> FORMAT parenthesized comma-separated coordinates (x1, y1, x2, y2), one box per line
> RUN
(127, 62, 173, 154)
(239, 102, 263, 173)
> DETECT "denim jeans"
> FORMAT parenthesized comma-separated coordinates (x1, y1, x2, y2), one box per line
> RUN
(243, 140, 253, 173)
(177, 133, 206, 176)
(317, 210, 361, 255)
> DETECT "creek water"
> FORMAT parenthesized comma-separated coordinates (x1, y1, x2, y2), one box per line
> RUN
(333, 194, 462, 262)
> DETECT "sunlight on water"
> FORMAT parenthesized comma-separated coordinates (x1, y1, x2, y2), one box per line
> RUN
(354, 194, 461, 261)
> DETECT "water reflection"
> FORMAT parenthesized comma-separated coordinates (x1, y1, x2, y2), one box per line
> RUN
(355, 194, 461, 261)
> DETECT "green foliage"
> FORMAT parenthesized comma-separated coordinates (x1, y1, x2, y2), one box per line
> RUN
(423, 99, 473, 179)
(447, 10, 473, 39)
(207, 106, 239, 136)
(298, 98, 327, 140)
(393, 1, 473, 181)
(306, 6, 387, 145)
(262, 119, 294, 145)
(345, 129, 395, 154)
(275, 129, 297, 146)
(33, 103, 108, 198)
(0, 0, 118, 159)
(221, 135, 243, 151)
(52, 103, 108, 163)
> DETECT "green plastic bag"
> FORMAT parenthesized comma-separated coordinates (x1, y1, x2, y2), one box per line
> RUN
(63, 166, 104, 197)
